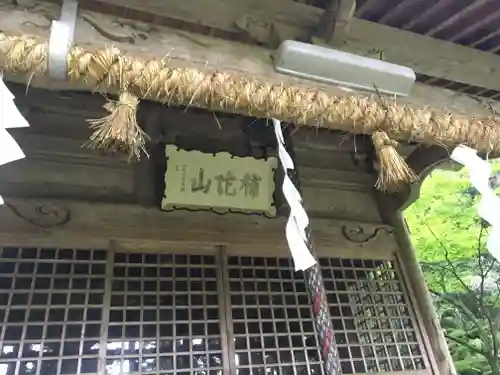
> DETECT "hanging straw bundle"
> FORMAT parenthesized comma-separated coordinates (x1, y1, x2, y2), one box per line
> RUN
(372, 130, 418, 192)
(85, 91, 149, 160)
(82, 52, 149, 160)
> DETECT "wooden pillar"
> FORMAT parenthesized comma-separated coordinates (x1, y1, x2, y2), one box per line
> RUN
(390, 211, 457, 375)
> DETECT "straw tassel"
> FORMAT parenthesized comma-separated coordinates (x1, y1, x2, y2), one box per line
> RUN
(85, 91, 149, 161)
(372, 130, 418, 192)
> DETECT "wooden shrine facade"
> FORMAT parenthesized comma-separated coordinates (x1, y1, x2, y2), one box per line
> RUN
(4, 0, 500, 374)
(0, 83, 448, 375)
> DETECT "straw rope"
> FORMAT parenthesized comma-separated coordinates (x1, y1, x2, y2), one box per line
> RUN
(1, 33, 499, 189)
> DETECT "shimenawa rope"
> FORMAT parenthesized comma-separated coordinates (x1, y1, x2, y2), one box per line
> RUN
(2, 33, 497, 189)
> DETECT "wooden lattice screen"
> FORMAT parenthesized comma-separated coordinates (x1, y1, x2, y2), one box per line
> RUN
(0, 247, 431, 375)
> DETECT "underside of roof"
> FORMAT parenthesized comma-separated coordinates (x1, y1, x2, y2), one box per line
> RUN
(356, 0, 500, 50)
(364, 0, 500, 98)
(303, 0, 500, 99)
(70, 0, 500, 99)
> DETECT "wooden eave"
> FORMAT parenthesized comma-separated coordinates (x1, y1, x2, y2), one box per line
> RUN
(1, 0, 500, 156)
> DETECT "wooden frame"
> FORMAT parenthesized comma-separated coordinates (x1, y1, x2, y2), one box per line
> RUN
(0, 198, 399, 260)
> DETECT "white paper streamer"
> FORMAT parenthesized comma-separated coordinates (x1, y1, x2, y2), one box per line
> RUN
(0, 98, 30, 129)
(278, 142, 295, 170)
(0, 78, 30, 204)
(286, 216, 316, 271)
(451, 145, 500, 261)
(273, 119, 316, 271)
(0, 80, 29, 129)
(0, 130, 25, 166)
(0, 80, 14, 101)
(283, 179, 309, 242)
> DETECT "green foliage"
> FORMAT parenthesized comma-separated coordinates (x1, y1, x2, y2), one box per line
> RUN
(405, 160, 500, 375)
(406, 168, 481, 263)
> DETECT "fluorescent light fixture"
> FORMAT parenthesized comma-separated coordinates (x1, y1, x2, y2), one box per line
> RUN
(273, 40, 416, 97)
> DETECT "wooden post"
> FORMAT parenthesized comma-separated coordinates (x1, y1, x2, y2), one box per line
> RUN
(391, 211, 457, 375)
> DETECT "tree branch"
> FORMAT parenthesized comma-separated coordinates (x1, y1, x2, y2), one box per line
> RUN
(432, 290, 493, 351)
(475, 225, 498, 359)
(444, 333, 487, 357)
(410, 206, 475, 294)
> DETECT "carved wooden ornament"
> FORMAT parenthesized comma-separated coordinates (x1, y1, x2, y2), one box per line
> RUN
(162, 145, 277, 216)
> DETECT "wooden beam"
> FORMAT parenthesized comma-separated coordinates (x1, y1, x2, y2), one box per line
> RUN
(331, 0, 356, 45)
(3, 133, 381, 222)
(38, 0, 318, 36)
(35, 0, 500, 92)
(354, 0, 377, 17)
(314, 0, 356, 45)
(6, 85, 381, 222)
(342, 19, 500, 93)
(0, 132, 136, 202)
(1, 2, 499, 123)
(0, 198, 398, 259)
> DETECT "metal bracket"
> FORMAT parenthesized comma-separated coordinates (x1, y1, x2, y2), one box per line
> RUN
(48, 0, 79, 80)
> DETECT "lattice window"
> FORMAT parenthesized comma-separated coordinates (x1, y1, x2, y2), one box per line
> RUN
(0, 247, 429, 375)
(228, 256, 428, 375)
(106, 252, 223, 375)
(228, 256, 324, 375)
(320, 258, 427, 373)
(0, 247, 107, 375)
(0, 248, 224, 375)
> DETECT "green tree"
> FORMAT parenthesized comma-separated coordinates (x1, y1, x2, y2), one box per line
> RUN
(424, 239, 500, 375)
(407, 168, 482, 262)
(405, 161, 500, 375)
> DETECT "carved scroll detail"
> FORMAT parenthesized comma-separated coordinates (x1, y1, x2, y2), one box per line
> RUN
(341, 222, 395, 244)
(4, 202, 71, 229)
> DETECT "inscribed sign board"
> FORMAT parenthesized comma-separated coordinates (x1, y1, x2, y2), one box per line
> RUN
(161, 145, 277, 216)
